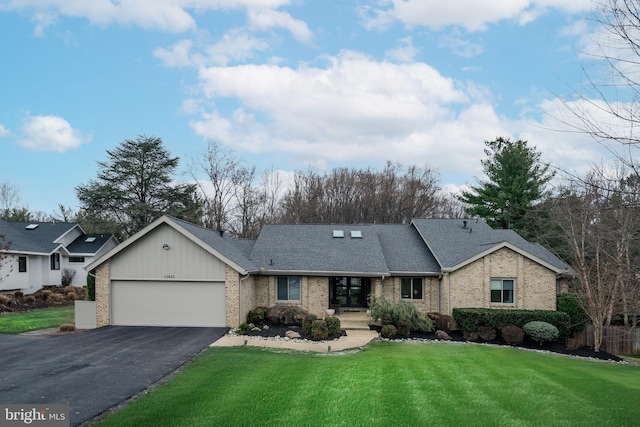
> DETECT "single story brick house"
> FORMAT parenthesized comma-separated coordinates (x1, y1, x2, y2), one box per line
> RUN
(0, 220, 117, 293)
(85, 215, 573, 328)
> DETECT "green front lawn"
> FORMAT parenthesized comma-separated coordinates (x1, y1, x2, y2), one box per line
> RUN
(94, 342, 640, 427)
(0, 306, 74, 334)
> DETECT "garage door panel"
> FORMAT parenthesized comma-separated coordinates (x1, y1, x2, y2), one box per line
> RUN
(112, 281, 226, 327)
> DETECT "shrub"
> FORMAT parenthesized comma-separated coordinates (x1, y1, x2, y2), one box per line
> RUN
(311, 320, 328, 341)
(452, 308, 570, 339)
(23, 295, 36, 304)
(501, 325, 524, 345)
(49, 293, 64, 303)
(61, 268, 77, 287)
(435, 314, 456, 332)
(63, 286, 79, 295)
(478, 326, 496, 341)
(266, 305, 309, 325)
(86, 275, 95, 301)
(235, 323, 255, 335)
(396, 318, 411, 337)
(302, 314, 318, 335)
(41, 289, 52, 301)
(59, 324, 76, 332)
(523, 321, 559, 345)
(247, 306, 268, 325)
(66, 292, 78, 301)
(380, 324, 397, 338)
(368, 296, 433, 333)
(0, 294, 10, 305)
(324, 316, 341, 337)
(557, 293, 588, 333)
(14, 291, 23, 299)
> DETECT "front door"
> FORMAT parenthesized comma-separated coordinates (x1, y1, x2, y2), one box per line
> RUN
(330, 277, 371, 308)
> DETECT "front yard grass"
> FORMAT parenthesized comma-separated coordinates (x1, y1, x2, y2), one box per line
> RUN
(94, 341, 640, 427)
(0, 306, 74, 334)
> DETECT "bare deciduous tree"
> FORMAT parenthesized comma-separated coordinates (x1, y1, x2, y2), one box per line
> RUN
(277, 162, 449, 224)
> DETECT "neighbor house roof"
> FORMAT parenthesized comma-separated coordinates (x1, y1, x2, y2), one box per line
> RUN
(0, 220, 82, 254)
(411, 218, 572, 274)
(64, 234, 117, 256)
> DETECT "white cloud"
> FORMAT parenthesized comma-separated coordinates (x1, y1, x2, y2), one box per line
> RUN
(4, 0, 295, 34)
(0, 124, 9, 137)
(361, 0, 592, 32)
(247, 8, 312, 42)
(189, 51, 507, 175)
(19, 115, 90, 152)
(385, 36, 418, 63)
(438, 30, 484, 58)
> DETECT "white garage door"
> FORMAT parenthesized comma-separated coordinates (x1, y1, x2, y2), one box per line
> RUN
(111, 280, 226, 327)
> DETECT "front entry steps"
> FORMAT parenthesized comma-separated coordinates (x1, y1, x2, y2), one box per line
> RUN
(336, 311, 370, 331)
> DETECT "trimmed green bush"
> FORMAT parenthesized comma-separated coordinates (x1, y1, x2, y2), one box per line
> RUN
(396, 318, 411, 337)
(380, 324, 397, 338)
(557, 293, 588, 333)
(302, 314, 318, 335)
(324, 316, 341, 337)
(235, 323, 255, 335)
(87, 275, 95, 301)
(452, 308, 570, 339)
(311, 320, 328, 341)
(247, 306, 268, 325)
(369, 296, 433, 333)
(523, 321, 559, 345)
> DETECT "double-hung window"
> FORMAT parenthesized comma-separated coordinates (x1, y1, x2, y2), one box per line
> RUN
(277, 276, 301, 301)
(490, 278, 514, 304)
(401, 277, 423, 300)
(50, 253, 60, 271)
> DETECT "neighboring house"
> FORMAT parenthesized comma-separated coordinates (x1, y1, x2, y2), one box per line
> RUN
(0, 220, 117, 293)
(86, 215, 573, 329)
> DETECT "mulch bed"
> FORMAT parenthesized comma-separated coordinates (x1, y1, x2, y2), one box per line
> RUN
(242, 323, 623, 362)
(370, 326, 624, 362)
(0, 288, 77, 314)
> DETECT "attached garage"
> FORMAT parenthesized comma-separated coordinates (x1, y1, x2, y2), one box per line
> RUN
(87, 216, 254, 329)
(111, 280, 226, 327)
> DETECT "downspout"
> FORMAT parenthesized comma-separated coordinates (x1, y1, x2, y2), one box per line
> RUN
(437, 274, 442, 313)
(447, 273, 451, 316)
(239, 272, 250, 327)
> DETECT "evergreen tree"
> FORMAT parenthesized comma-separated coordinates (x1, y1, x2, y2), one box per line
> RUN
(457, 137, 553, 235)
(76, 135, 201, 239)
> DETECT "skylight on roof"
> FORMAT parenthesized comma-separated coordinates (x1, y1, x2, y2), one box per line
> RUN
(85, 236, 97, 243)
(351, 230, 362, 238)
(25, 224, 39, 230)
(332, 230, 344, 238)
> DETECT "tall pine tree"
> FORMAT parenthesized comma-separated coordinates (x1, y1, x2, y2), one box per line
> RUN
(76, 135, 201, 239)
(457, 137, 553, 235)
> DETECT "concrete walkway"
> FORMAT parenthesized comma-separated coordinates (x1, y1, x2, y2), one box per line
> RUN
(210, 329, 379, 353)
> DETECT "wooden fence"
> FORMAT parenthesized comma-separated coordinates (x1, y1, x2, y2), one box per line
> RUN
(574, 325, 640, 355)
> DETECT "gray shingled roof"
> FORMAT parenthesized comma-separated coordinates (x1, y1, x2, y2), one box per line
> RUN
(373, 224, 440, 274)
(0, 220, 78, 253)
(249, 224, 389, 275)
(66, 234, 114, 255)
(411, 218, 572, 273)
(170, 217, 257, 273)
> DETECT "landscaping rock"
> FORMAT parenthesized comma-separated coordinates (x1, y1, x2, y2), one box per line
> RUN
(463, 331, 479, 341)
(285, 330, 301, 339)
(435, 330, 452, 340)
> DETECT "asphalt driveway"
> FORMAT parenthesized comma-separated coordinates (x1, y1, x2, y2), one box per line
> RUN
(0, 326, 227, 426)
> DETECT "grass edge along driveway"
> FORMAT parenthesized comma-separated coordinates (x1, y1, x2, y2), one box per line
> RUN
(94, 341, 640, 427)
(0, 306, 74, 334)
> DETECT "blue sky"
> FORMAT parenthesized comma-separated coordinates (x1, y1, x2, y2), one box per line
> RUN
(0, 1, 618, 215)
